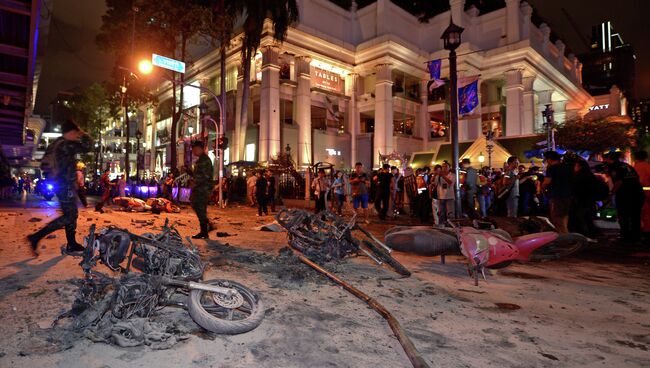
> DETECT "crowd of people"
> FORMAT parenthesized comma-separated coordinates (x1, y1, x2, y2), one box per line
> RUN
(301, 151, 650, 244)
(245, 169, 277, 216)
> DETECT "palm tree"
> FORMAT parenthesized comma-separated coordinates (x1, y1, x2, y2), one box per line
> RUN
(234, 0, 299, 161)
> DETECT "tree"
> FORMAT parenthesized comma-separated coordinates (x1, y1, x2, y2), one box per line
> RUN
(555, 118, 636, 154)
(97, 0, 205, 171)
(233, 0, 299, 161)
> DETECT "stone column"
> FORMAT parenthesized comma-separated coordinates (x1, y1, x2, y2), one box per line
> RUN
(259, 45, 281, 162)
(295, 56, 312, 168)
(449, 0, 465, 27)
(536, 90, 553, 132)
(504, 69, 524, 137)
(522, 75, 536, 135)
(347, 73, 360, 166)
(374, 63, 393, 167)
(505, 0, 521, 44)
(520, 1, 532, 40)
(419, 80, 429, 150)
(234, 63, 244, 161)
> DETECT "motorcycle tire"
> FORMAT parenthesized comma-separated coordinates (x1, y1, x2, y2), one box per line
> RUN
(188, 279, 264, 335)
(384, 229, 459, 256)
(361, 239, 411, 277)
(529, 233, 586, 261)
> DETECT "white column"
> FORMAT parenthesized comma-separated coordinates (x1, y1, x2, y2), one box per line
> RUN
(504, 69, 523, 137)
(449, 0, 465, 27)
(374, 63, 393, 167)
(522, 75, 536, 135)
(419, 80, 429, 150)
(234, 64, 244, 161)
(295, 56, 312, 168)
(347, 73, 360, 165)
(505, 0, 521, 44)
(536, 90, 553, 132)
(259, 45, 281, 162)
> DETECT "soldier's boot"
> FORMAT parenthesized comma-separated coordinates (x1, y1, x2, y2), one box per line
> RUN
(192, 223, 209, 239)
(27, 229, 48, 256)
(65, 228, 84, 252)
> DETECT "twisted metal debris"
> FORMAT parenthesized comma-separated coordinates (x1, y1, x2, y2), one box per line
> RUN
(276, 209, 411, 276)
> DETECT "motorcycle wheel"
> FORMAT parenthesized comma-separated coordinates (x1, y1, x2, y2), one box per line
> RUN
(529, 233, 586, 261)
(188, 279, 264, 335)
(43, 194, 53, 201)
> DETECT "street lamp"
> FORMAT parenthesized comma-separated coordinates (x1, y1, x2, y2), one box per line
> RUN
(135, 129, 142, 184)
(478, 152, 485, 164)
(485, 130, 494, 169)
(441, 17, 464, 218)
(542, 104, 556, 151)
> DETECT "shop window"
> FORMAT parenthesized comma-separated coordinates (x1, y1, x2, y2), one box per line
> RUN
(311, 105, 327, 130)
(280, 99, 294, 125)
(430, 120, 447, 139)
(481, 112, 503, 137)
(245, 144, 256, 162)
(428, 84, 446, 103)
(394, 119, 414, 135)
(361, 118, 374, 133)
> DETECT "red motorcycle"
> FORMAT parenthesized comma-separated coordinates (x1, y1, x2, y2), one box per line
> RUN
(449, 220, 587, 285)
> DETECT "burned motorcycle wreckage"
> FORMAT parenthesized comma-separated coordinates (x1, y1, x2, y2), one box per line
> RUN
(58, 220, 264, 348)
(276, 209, 411, 276)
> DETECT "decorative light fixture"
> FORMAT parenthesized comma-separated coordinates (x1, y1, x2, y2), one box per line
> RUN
(478, 152, 485, 164)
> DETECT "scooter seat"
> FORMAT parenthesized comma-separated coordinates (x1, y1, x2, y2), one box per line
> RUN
(514, 232, 558, 249)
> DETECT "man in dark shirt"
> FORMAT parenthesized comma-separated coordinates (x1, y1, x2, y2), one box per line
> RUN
(28, 120, 92, 256)
(350, 162, 370, 223)
(542, 151, 573, 233)
(605, 152, 644, 242)
(375, 164, 393, 220)
(190, 141, 214, 239)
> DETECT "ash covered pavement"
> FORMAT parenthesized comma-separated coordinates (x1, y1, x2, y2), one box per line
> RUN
(0, 200, 649, 368)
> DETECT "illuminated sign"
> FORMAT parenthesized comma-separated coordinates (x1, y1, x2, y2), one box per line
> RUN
(589, 104, 609, 111)
(312, 67, 343, 92)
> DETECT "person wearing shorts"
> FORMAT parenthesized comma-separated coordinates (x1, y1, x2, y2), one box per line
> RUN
(350, 162, 370, 223)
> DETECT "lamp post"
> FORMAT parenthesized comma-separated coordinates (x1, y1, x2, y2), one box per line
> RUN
(137, 60, 225, 207)
(542, 104, 556, 151)
(441, 18, 464, 218)
(485, 130, 494, 169)
(135, 129, 142, 184)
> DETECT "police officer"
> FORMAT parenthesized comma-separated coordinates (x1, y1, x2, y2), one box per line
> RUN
(190, 140, 213, 239)
(27, 119, 92, 256)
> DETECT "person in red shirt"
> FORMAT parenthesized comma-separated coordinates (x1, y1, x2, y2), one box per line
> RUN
(94, 168, 113, 213)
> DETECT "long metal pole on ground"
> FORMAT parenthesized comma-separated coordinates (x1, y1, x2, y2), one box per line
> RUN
(449, 48, 461, 217)
(294, 252, 430, 368)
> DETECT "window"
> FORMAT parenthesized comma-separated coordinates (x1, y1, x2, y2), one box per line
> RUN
(245, 143, 256, 162)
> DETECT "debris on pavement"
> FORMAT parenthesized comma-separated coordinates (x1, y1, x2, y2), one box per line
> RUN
(28, 217, 42, 222)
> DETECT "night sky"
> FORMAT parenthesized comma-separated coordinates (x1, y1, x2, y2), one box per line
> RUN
(34, 0, 650, 116)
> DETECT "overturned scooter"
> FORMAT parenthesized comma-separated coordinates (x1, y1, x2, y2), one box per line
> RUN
(68, 221, 264, 335)
(449, 220, 587, 286)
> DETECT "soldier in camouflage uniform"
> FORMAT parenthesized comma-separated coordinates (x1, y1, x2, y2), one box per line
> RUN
(27, 120, 92, 256)
(190, 140, 213, 239)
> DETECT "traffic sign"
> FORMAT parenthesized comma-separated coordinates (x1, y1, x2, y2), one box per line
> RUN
(152, 53, 185, 74)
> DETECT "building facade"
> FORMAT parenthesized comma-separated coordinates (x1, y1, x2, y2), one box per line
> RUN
(143, 0, 593, 174)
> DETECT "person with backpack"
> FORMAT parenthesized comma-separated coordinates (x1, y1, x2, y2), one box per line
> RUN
(27, 119, 92, 256)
